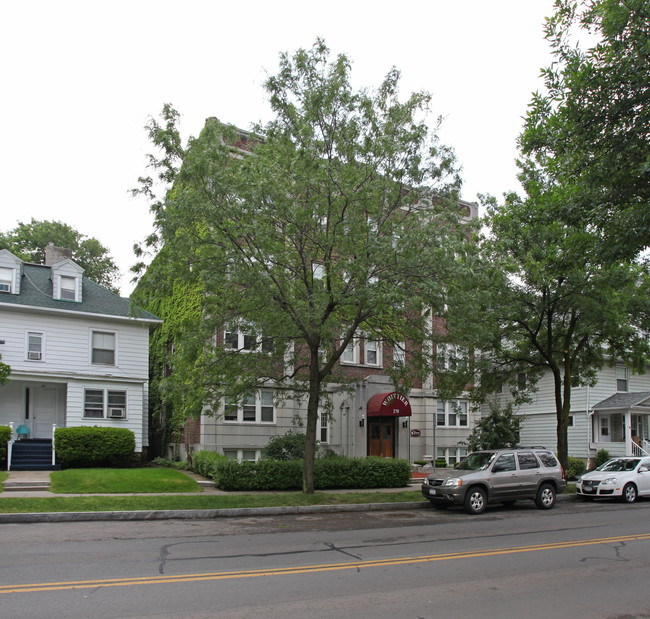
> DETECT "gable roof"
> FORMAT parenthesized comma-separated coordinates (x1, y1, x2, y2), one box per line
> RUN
(592, 392, 650, 411)
(0, 262, 161, 325)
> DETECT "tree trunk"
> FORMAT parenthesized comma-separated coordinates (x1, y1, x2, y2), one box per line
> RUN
(553, 365, 572, 472)
(302, 350, 321, 494)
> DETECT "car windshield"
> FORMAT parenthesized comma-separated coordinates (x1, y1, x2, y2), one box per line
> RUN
(456, 452, 497, 471)
(597, 458, 640, 472)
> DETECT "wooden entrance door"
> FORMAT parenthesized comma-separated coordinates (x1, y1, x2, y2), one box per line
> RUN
(368, 418, 394, 458)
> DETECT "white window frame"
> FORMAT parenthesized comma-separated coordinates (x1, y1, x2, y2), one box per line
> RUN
(223, 328, 272, 354)
(223, 449, 261, 462)
(616, 366, 629, 392)
(91, 330, 117, 366)
(59, 275, 78, 301)
(341, 337, 360, 365)
(26, 331, 44, 361)
(222, 390, 275, 424)
(83, 388, 127, 419)
(437, 400, 469, 427)
(393, 341, 406, 365)
(319, 410, 329, 444)
(437, 447, 468, 465)
(0, 267, 14, 293)
(364, 338, 382, 367)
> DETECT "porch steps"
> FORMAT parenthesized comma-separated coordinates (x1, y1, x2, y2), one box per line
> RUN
(2, 480, 51, 491)
(10, 439, 60, 471)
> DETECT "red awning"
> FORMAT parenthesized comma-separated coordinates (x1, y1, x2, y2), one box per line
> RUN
(367, 392, 412, 417)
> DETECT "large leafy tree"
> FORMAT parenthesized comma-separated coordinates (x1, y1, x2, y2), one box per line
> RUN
(0, 354, 9, 385)
(464, 188, 650, 470)
(0, 219, 120, 292)
(521, 0, 650, 260)
(134, 41, 469, 493)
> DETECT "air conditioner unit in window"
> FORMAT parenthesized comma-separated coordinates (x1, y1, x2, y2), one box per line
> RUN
(108, 408, 126, 418)
(28, 351, 42, 360)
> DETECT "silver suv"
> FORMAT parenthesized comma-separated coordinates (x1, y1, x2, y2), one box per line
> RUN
(421, 448, 566, 514)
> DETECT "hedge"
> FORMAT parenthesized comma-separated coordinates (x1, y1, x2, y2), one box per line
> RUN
(0, 425, 10, 468)
(208, 456, 411, 491)
(54, 426, 135, 468)
(192, 450, 227, 479)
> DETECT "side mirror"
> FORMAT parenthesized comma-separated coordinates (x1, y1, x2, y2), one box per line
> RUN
(639, 466, 649, 473)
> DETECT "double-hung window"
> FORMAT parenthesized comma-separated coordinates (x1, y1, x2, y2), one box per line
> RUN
(393, 342, 406, 365)
(27, 331, 44, 361)
(223, 390, 274, 423)
(0, 267, 13, 293)
(223, 328, 272, 354)
(60, 276, 77, 301)
(341, 338, 359, 364)
(437, 400, 469, 427)
(84, 389, 127, 419)
(92, 331, 116, 365)
(365, 339, 381, 366)
(616, 366, 629, 392)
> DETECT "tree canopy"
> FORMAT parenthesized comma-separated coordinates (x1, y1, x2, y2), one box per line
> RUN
(133, 40, 472, 492)
(0, 219, 120, 292)
(521, 0, 650, 260)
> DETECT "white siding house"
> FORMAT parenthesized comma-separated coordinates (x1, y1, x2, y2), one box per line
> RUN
(0, 248, 161, 459)
(485, 363, 650, 465)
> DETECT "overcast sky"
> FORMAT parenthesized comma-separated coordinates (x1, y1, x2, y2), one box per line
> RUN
(1, 0, 556, 295)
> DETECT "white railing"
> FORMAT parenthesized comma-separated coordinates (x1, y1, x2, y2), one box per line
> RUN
(6, 422, 14, 471)
(632, 440, 650, 457)
(52, 423, 57, 466)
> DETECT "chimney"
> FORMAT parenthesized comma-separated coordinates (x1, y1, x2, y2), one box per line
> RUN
(44, 243, 73, 266)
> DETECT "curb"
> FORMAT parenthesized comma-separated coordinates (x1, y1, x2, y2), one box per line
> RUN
(0, 500, 430, 524)
(0, 494, 575, 524)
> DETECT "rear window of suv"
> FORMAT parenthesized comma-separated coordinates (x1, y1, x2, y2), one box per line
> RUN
(536, 452, 559, 467)
(517, 452, 540, 469)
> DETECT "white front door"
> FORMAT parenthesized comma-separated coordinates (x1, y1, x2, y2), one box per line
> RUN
(32, 387, 60, 439)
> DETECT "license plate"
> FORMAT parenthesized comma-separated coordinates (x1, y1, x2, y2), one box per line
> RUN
(429, 489, 437, 496)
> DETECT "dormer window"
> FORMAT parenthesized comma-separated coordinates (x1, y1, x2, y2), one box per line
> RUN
(0, 267, 13, 293)
(60, 276, 77, 300)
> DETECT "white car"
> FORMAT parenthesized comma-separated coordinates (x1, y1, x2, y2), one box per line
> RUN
(576, 457, 650, 503)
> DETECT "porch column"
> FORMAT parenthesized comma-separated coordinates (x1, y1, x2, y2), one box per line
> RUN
(625, 410, 632, 456)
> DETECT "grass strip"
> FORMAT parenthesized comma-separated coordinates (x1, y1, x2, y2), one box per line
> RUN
(0, 490, 423, 514)
(50, 468, 200, 494)
(0, 471, 7, 492)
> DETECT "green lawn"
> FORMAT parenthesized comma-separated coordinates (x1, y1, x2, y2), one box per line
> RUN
(0, 489, 423, 514)
(0, 471, 7, 492)
(49, 468, 201, 494)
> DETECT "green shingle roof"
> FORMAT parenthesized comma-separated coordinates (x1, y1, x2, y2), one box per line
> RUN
(0, 263, 161, 324)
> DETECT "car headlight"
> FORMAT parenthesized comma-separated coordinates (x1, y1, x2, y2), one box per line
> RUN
(601, 476, 618, 485)
(444, 477, 463, 487)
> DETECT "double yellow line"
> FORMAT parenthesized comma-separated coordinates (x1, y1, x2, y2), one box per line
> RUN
(3, 532, 650, 595)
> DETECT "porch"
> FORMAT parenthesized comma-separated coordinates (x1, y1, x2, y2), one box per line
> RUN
(591, 392, 650, 458)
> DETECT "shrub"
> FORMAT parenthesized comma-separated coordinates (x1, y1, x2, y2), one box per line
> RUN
(435, 458, 448, 468)
(192, 450, 227, 479)
(54, 427, 135, 468)
(0, 425, 10, 468)
(566, 456, 587, 480)
(595, 449, 610, 468)
(210, 456, 411, 491)
(262, 432, 306, 461)
(150, 456, 189, 470)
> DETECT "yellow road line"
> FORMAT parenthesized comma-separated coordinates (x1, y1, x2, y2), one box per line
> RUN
(3, 532, 650, 594)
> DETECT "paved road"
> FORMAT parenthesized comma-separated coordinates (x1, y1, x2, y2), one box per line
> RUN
(2, 498, 650, 618)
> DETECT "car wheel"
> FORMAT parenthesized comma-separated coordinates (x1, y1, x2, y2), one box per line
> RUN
(464, 486, 487, 515)
(429, 500, 450, 510)
(621, 483, 637, 503)
(535, 483, 556, 510)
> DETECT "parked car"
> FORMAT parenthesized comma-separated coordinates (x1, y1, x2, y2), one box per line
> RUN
(576, 457, 650, 503)
(421, 448, 567, 515)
